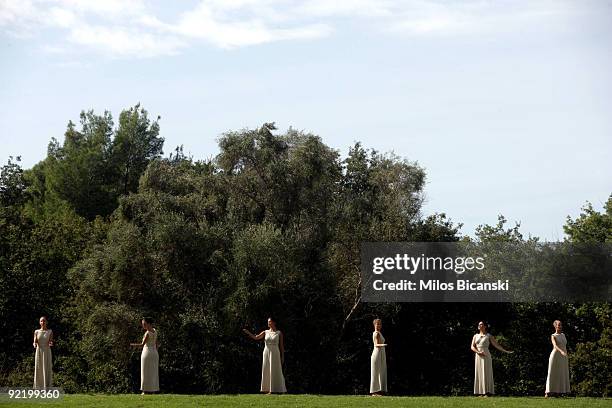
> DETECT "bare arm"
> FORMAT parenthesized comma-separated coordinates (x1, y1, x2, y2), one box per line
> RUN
(490, 335, 512, 353)
(374, 332, 386, 347)
(243, 329, 266, 341)
(551, 335, 567, 356)
(33, 331, 38, 348)
(48, 330, 54, 347)
(471, 335, 484, 356)
(130, 331, 149, 347)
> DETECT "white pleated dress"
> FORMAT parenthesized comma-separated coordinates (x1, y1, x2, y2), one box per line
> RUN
(370, 331, 387, 393)
(261, 330, 286, 393)
(33, 329, 53, 389)
(473, 333, 494, 395)
(141, 329, 159, 392)
(546, 333, 570, 394)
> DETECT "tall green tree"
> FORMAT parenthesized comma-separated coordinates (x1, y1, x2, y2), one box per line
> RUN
(563, 195, 612, 397)
(33, 105, 163, 220)
(44, 111, 115, 219)
(111, 104, 163, 196)
(564, 195, 612, 243)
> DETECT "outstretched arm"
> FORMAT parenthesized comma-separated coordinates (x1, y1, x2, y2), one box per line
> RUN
(551, 335, 567, 356)
(490, 336, 512, 353)
(243, 329, 266, 341)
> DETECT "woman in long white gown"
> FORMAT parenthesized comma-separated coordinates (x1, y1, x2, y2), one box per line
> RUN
(470, 321, 513, 396)
(545, 320, 570, 397)
(33, 316, 53, 389)
(130, 317, 159, 394)
(243, 317, 287, 394)
(370, 318, 387, 396)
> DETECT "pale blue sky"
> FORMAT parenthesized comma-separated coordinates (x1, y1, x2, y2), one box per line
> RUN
(1, 0, 611, 239)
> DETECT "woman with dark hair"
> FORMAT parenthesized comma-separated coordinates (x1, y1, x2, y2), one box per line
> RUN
(130, 317, 159, 394)
(545, 320, 570, 397)
(470, 321, 512, 396)
(33, 316, 54, 389)
(370, 318, 387, 396)
(243, 317, 287, 394)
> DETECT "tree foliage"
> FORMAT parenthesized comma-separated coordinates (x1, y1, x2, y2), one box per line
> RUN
(562, 199, 612, 396)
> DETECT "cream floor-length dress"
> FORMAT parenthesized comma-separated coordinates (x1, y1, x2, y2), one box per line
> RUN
(473, 333, 494, 395)
(261, 330, 286, 393)
(546, 333, 570, 394)
(141, 329, 159, 392)
(370, 331, 387, 393)
(33, 329, 53, 389)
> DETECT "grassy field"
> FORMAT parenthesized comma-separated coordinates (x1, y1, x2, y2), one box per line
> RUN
(2, 394, 610, 408)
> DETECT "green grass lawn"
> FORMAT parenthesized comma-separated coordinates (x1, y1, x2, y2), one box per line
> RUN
(2, 394, 610, 408)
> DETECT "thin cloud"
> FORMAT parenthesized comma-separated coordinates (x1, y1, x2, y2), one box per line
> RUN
(47, 7, 77, 28)
(141, 2, 331, 49)
(0, 0, 596, 58)
(0, 0, 332, 56)
(386, 1, 580, 36)
(68, 25, 186, 58)
(0, 0, 184, 57)
(294, 0, 394, 18)
(0, 0, 43, 37)
(51, 0, 146, 17)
